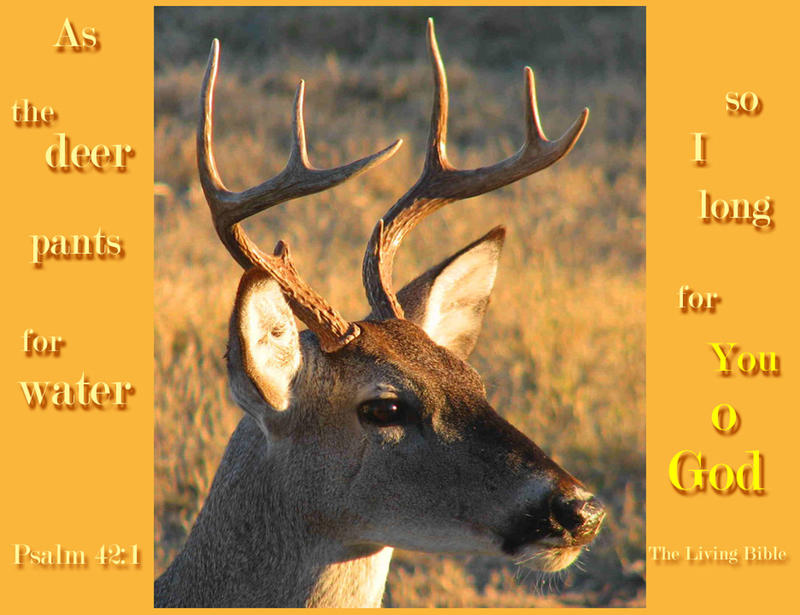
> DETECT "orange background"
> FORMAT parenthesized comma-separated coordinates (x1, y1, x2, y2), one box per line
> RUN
(1, 1, 797, 613)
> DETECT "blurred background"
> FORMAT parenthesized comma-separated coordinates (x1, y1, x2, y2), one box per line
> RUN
(154, 6, 644, 607)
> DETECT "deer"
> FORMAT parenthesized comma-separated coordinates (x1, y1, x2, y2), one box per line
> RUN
(154, 19, 605, 608)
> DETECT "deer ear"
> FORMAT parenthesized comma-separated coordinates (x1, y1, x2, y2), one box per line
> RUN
(228, 269, 301, 422)
(396, 226, 505, 360)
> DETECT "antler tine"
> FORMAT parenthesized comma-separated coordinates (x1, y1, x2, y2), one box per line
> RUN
(523, 66, 589, 160)
(363, 19, 589, 320)
(290, 80, 313, 169)
(425, 18, 450, 173)
(198, 39, 401, 352)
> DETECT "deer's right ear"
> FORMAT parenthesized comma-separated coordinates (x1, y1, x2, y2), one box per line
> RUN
(227, 269, 301, 421)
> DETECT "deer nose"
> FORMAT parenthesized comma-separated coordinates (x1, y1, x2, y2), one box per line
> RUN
(551, 494, 605, 543)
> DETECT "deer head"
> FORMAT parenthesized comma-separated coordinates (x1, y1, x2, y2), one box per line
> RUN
(198, 19, 603, 581)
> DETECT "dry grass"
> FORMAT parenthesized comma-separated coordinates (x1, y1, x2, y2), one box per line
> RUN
(154, 7, 645, 608)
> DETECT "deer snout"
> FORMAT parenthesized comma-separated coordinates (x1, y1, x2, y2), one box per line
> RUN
(550, 493, 605, 545)
(501, 488, 604, 572)
(499, 482, 605, 560)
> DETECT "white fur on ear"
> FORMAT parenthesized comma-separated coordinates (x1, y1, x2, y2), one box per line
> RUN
(395, 226, 505, 360)
(229, 270, 301, 416)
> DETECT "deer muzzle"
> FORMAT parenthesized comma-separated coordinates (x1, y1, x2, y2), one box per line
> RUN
(550, 492, 605, 545)
(498, 471, 605, 571)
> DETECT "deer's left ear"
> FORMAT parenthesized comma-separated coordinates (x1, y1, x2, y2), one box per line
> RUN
(396, 226, 505, 360)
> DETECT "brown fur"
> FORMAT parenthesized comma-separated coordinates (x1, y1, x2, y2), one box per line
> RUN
(155, 231, 603, 607)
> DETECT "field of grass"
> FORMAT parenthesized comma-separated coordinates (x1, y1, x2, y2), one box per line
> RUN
(154, 7, 645, 608)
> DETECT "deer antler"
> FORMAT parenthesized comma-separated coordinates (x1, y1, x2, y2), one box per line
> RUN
(363, 19, 589, 319)
(198, 39, 402, 352)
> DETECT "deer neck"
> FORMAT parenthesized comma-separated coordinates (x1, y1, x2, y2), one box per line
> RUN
(305, 544, 394, 607)
(158, 417, 393, 608)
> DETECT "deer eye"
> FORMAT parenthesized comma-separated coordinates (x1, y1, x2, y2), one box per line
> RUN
(358, 398, 407, 426)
